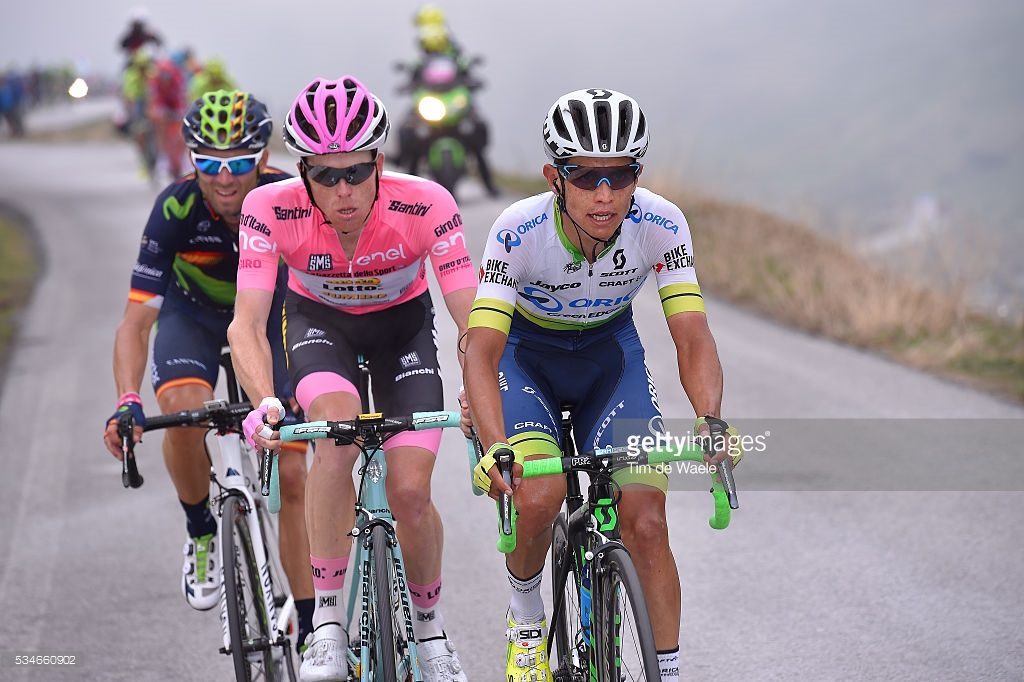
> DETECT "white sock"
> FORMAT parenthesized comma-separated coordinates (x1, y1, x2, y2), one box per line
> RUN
(508, 567, 545, 624)
(408, 577, 446, 641)
(310, 555, 349, 632)
(658, 647, 680, 682)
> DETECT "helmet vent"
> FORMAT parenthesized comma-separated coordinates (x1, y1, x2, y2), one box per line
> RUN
(567, 100, 592, 152)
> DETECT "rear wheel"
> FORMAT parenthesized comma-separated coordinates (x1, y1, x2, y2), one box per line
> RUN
(223, 495, 279, 681)
(592, 547, 660, 680)
(550, 514, 587, 681)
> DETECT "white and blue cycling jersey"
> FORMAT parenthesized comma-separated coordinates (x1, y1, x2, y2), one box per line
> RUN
(468, 188, 706, 491)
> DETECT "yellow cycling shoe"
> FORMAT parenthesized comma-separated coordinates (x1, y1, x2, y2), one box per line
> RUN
(506, 613, 551, 681)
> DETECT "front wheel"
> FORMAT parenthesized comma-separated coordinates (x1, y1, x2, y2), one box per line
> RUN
(222, 495, 280, 681)
(592, 547, 660, 680)
(369, 525, 400, 681)
(550, 514, 587, 680)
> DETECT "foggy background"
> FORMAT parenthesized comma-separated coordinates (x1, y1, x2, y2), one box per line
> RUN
(3, 0, 1022, 308)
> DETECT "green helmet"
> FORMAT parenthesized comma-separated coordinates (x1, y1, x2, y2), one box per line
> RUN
(181, 89, 272, 151)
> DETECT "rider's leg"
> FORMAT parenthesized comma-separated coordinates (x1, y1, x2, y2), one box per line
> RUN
(277, 444, 314, 644)
(302, 388, 360, 630)
(157, 381, 216, 507)
(382, 442, 444, 637)
(618, 484, 681, 675)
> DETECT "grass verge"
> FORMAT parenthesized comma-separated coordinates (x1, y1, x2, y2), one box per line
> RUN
(0, 213, 39, 383)
(649, 184, 1024, 403)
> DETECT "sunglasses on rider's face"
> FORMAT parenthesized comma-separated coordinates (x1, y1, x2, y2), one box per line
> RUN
(301, 160, 377, 188)
(556, 163, 641, 191)
(190, 151, 263, 176)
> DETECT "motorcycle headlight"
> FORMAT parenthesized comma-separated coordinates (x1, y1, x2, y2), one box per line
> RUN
(418, 96, 447, 122)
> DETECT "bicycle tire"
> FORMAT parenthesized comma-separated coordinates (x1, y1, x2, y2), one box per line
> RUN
(223, 496, 278, 681)
(550, 513, 587, 680)
(592, 547, 660, 680)
(369, 524, 399, 681)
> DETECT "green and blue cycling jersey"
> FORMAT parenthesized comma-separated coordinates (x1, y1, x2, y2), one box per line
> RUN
(469, 188, 705, 490)
(126, 168, 294, 399)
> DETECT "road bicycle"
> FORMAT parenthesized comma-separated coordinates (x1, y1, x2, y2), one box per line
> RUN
(268, 355, 461, 681)
(470, 408, 739, 681)
(117, 348, 298, 681)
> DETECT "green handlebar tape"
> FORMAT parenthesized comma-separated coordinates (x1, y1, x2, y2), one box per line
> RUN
(279, 421, 330, 442)
(644, 445, 732, 530)
(520, 457, 565, 478)
(268, 453, 282, 514)
(496, 494, 517, 554)
(708, 478, 730, 529)
(647, 444, 704, 464)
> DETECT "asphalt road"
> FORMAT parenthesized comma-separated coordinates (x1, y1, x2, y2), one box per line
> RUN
(0, 133, 1021, 681)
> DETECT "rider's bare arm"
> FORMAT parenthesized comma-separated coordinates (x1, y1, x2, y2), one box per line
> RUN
(463, 326, 510, 452)
(226, 288, 277, 403)
(442, 287, 475, 371)
(113, 301, 160, 396)
(667, 310, 724, 419)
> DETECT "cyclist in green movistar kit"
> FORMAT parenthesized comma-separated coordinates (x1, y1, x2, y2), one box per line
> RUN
(462, 88, 742, 682)
(102, 90, 317, 651)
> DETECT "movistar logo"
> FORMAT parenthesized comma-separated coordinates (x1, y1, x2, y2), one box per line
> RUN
(162, 193, 196, 220)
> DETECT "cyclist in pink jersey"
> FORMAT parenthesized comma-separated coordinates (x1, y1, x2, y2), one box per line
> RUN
(228, 75, 475, 682)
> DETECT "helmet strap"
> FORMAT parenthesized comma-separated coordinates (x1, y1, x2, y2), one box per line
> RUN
(556, 176, 623, 264)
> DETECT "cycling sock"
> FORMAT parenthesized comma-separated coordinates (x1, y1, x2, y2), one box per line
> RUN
(408, 576, 445, 641)
(179, 496, 216, 538)
(657, 647, 680, 682)
(310, 555, 349, 630)
(295, 597, 315, 652)
(507, 567, 545, 624)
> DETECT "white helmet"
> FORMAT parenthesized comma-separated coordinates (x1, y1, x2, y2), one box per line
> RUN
(542, 88, 649, 161)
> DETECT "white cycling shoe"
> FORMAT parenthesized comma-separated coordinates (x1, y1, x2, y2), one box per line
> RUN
(300, 624, 350, 682)
(419, 636, 469, 681)
(181, 532, 221, 611)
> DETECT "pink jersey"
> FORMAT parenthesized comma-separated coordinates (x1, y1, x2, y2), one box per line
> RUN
(237, 172, 475, 313)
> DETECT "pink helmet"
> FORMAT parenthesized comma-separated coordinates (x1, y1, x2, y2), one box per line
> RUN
(283, 75, 390, 156)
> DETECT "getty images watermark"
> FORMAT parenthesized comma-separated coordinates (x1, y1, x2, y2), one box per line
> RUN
(623, 416, 770, 476)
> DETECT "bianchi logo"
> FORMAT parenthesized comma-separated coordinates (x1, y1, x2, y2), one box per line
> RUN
(394, 367, 435, 382)
(305, 327, 326, 339)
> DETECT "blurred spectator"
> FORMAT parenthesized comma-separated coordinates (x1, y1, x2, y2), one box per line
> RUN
(0, 70, 26, 137)
(119, 7, 162, 60)
(188, 58, 236, 101)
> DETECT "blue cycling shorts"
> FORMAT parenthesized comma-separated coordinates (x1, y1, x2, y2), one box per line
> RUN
(151, 286, 291, 402)
(499, 313, 668, 492)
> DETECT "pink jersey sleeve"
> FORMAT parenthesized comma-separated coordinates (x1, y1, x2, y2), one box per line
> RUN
(410, 183, 477, 295)
(237, 184, 284, 292)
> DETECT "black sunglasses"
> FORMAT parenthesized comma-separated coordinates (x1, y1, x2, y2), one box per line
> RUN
(556, 163, 641, 191)
(302, 160, 377, 187)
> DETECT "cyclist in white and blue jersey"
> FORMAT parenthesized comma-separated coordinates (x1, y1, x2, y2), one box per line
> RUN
(463, 88, 742, 682)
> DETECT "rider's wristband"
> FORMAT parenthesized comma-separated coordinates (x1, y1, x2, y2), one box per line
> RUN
(118, 391, 143, 407)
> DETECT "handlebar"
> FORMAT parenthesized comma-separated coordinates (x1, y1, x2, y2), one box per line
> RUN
(483, 438, 738, 554)
(267, 410, 461, 509)
(116, 399, 256, 491)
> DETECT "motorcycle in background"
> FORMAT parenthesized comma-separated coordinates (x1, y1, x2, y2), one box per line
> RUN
(394, 54, 488, 198)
